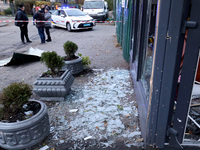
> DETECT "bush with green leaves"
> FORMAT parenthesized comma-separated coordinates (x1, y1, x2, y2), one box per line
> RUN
(78, 53, 91, 68)
(4, 7, 12, 15)
(63, 41, 78, 60)
(41, 51, 64, 76)
(0, 82, 32, 119)
(15, 0, 36, 15)
(105, 0, 113, 11)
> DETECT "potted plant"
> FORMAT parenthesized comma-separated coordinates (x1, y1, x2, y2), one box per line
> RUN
(0, 82, 50, 150)
(33, 51, 74, 101)
(62, 41, 83, 74)
(78, 53, 91, 69)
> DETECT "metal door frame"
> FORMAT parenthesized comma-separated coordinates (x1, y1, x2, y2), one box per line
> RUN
(169, 0, 200, 149)
(147, 0, 200, 149)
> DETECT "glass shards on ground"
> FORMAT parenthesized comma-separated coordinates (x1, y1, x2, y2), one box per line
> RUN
(47, 68, 142, 148)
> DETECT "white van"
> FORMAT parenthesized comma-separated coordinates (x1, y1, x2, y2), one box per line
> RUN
(82, 0, 108, 21)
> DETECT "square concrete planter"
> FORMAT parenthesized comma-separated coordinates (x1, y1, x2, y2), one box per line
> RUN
(33, 70, 74, 101)
(62, 56, 83, 75)
(0, 100, 50, 150)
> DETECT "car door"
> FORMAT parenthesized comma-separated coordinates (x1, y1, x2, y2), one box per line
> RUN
(51, 10, 60, 26)
(60, 10, 67, 27)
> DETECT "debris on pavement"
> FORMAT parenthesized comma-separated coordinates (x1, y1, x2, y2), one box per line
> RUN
(0, 47, 45, 66)
(39, 145, 49, 150)
(69, 109, 79, 113)
(24, 110, 33, 116)
(84, 136, 93, 140)
(47, 68, 142, 149)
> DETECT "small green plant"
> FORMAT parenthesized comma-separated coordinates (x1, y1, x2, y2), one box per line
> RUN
(63, 41, 78, 60)
(78, 53, 91, 68)
(41, 51, 64, 76)
(0, 82, 32, 120)
(117, 105, 123, 110)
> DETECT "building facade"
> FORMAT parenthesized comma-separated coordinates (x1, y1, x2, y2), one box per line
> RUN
(114, 0, 200, 149)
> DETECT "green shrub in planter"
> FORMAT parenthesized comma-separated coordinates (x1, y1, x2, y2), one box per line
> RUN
(0, 82, 32, 120)
(78, 53, 91, 68)
(41, 51, 64, 76)
(63, 41, 78, 60)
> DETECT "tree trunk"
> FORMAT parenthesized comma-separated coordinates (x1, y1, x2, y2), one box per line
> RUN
(10, 3, 15, 16)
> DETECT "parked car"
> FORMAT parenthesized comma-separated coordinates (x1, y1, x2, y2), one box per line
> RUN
(51, 8, 95, 31)
(49, 10, 56, 14)
(82, 0, 108, 21)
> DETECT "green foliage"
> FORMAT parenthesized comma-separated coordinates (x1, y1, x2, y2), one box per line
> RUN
(0, 109, 4, 120)
(41, 51, 64, 76)
(78, 4, 83, 9)
(35, 1, 51, 7)
(63, 41, 78, 59)
(117, 105, 123, 110)
(105, 0, 113, 11)
(14, 0, 61, 15)
(4, 7, 12, 15)
(75, 0, 84, 5)
(0, 11, 5, 16)
(0, 82, 32, 115)
(15, 0, 36, 15)
(68, 1, 75, 4)
(78, 53, 91, 68)
(54, 2, 61, 7)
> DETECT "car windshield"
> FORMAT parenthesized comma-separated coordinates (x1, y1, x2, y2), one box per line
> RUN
(65, 9, 86, 16)
(84, 1, 104, 9)
(50, 10, 56, 14)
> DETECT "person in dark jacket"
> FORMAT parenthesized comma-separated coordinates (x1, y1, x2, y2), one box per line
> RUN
(44, 7, 52, 42)
(15, 4, 32, 44)
(41, 4, 45, 13)
(34, 7, 45, 44)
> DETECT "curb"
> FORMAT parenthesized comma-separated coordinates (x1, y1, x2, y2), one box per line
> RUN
(0, 23, 8, 27)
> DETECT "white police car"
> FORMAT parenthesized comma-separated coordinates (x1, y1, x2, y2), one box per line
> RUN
(51, 8, 95, 31)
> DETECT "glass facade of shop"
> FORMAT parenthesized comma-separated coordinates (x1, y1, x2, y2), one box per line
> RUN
(115, 0, 200, 149)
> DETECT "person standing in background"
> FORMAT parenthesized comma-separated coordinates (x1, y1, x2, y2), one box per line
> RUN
(31, 5, 36, 25)
(44, 7, 52, 42)
(34, 7, 45, 44)
(41, 4, 45, 13)
(15, 4, 32, 44)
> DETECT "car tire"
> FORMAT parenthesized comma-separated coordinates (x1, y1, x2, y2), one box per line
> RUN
(88, 28, 93, 31)
(67, 23, 71, 32)
(102, 16, 106, 21)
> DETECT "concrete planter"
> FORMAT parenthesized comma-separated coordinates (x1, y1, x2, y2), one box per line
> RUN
(0, 100, 50, 150)
(33, 70, 74, 101)
(62, 56, 83, 75)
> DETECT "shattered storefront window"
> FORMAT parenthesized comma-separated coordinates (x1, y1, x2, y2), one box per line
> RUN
(141, 47, 153, 100)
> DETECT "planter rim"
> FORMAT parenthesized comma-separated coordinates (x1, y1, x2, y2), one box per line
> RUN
(36, 69, 71, 80)
(64, 56, 82, 64)
(0, 99, 47, 129)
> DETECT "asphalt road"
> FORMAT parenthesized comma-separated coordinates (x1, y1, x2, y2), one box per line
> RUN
(0, 17, 128, 92)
